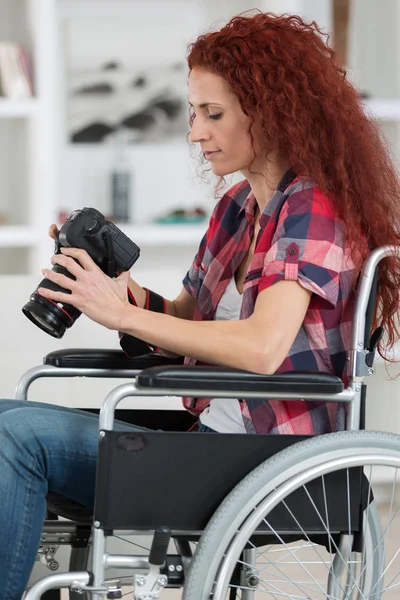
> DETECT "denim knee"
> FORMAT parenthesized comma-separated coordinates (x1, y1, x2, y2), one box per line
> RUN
(0, 407, 47, 475)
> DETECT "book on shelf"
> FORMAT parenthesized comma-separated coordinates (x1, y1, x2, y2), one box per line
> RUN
(0, 42, 33, 100)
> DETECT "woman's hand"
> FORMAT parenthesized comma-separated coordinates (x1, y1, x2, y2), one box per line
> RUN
(47, 222, 147, 310)
(38, 247, 132, 331)
(48, 223, 59, 240)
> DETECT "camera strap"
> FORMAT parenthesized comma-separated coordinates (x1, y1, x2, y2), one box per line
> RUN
(102, 231, 116, 277)
(143, 288, 166, 313)
(119, 287, 166, 357)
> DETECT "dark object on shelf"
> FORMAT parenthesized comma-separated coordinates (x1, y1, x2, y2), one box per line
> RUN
(102, 61, 121, 70)
(110, 130, 131, 222)
(120, 110, 156, 132)
(149, 96, 183, 119)
(75, 83, 114, 95)
(132, 76, 147, 88)
(119, 93, 184, 139)
(72, 122, 115, 143)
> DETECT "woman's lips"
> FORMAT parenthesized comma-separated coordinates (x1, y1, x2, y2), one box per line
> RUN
(204, 150, 221, 160)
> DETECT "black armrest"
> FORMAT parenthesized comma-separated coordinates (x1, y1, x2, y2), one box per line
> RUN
(137, 365, 344, 395)
(44, 349, 184, 370)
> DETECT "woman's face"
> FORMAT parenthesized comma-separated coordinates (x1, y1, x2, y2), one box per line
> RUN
(188, 67, 257, 177)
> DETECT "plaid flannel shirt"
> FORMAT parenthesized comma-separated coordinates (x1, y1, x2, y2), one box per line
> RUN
(182, 169, 358, 434)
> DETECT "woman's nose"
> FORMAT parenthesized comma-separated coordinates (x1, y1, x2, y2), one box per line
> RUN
(190, 117, 211, 143)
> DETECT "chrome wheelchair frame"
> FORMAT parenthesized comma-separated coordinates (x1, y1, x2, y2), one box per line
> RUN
(18, 245, 400, 600)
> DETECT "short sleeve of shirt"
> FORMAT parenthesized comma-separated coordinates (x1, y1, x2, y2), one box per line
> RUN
(258, 186, 347, 307)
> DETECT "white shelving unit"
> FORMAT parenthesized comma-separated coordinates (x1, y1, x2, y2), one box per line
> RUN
(0, 0, 60, 274)
(363, 98, 400, 121)
(0, 97, 37, 117)
(119, 223, 207, 247)
(0, 225, 37, 247)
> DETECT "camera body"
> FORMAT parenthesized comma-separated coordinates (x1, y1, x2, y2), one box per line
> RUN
(57, 207, 140, 275)
(22, 207, 140, 338)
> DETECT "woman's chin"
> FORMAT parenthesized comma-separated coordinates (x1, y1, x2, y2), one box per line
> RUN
(210, 165, 235, 178)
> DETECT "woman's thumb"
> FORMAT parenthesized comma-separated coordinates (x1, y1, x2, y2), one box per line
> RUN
(116, 270, 130, 285)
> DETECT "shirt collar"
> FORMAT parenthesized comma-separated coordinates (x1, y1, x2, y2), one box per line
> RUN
(238, 168, 297, 224)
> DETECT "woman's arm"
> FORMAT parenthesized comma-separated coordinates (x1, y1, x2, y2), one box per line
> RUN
(137, 285, 196, 357)
(38, 248, 311, 374)
(129, 278, 196, 321)
(119, 279, 312, 374)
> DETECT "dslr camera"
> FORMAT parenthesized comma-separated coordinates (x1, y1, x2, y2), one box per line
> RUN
(22, 207, 140, 338)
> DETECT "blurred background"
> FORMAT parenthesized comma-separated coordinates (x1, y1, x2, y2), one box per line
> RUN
(0, 2, 399, 432)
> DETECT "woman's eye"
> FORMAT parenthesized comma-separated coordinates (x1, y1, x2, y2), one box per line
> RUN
(209, 113, 222, 120)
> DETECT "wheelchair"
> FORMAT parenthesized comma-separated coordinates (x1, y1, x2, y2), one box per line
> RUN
(16, 245, 400, 599)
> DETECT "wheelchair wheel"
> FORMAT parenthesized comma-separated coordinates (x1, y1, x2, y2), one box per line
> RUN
(184, 430, 400, 600)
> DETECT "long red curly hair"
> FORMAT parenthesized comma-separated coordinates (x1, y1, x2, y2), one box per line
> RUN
(187, 10, 400, 358)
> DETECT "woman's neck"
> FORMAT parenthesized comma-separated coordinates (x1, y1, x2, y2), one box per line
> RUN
(241, 155, 290, 215)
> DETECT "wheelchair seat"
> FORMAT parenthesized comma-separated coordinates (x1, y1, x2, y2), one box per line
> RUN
(42, 369, 343, 529)
(46, 493, 92, 525)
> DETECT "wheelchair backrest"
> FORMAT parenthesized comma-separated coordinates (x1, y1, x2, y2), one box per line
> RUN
(364, 265, 380, 351)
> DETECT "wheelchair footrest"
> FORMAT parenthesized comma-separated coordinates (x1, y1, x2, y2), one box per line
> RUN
(137, 365, 344, 394)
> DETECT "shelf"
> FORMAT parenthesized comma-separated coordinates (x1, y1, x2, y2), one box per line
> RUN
(363, 98, 400, 121)
(118, 223, 206, 246)
(0, 99, 37, 118)
(0, 226, 37, 247)
(0, 224, 205, 249)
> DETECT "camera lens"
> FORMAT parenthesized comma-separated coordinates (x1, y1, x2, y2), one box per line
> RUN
(22, 265, 82, 338)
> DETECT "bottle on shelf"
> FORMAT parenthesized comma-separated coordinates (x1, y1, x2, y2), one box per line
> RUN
(110, 128, 132, 223)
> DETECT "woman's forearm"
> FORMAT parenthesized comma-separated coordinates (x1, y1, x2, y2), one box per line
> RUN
(118, 306, 267, 373)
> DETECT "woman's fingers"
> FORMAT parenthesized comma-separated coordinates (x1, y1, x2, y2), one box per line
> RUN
(50, 253, 84, 278)
(59, 247, 99, 271)
(48, 223, 60, 240)
(37, 285, 73, 305)
(41, 267, 76, 290)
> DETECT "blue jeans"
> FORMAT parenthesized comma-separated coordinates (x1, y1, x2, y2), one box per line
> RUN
(197, 422, 217, 433)
(0, 399, 157, 600)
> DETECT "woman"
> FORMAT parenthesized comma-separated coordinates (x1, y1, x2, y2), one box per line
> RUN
(2, 11, 400, 597)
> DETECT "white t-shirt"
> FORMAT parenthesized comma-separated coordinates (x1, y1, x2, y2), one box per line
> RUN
(199, 277, 247, 433)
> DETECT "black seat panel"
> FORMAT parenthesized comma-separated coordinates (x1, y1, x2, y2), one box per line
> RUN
(94, 430, 364, 533)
